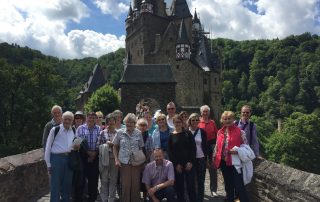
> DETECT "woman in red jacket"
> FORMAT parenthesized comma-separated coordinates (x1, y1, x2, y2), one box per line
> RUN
(213, 111, 249, 202)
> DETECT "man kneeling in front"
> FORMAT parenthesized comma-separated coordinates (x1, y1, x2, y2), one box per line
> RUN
(142, 148, 176, 202)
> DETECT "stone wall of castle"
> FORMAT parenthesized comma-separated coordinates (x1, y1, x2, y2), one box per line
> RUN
(248, 159, 320, 202)
(120, 83, 176, 115)
(1, 149, 319, 201)
(0, 149, 49, 202)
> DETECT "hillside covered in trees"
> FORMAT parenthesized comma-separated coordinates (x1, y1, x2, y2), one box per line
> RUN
(0, 32, 319, 173)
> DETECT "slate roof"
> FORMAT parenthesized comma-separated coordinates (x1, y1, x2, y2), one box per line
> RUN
(81, 63, 106, 93)
(193, 10, 200, 24)
(169, 0, 192, 18)
(191, 36, 220, 72)
(120, 64, 176, 84)
(177, 18, 190, 44)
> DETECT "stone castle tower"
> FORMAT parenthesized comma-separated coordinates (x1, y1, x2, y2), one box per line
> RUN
(120, 0, 222, 119)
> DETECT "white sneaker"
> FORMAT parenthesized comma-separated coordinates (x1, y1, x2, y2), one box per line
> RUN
(211, 191, 218, 197)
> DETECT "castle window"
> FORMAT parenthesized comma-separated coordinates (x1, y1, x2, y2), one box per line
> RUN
(176, 65, 180, 69)
(141, 48, 144, 55)
(204, 78, 207, 85)
(166, 50, 170, 56)
(137, 50, 139, 56)
(214, 78, 217, 86)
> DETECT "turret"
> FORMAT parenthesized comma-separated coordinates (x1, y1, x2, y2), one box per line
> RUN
(125, 4, 133, 28)
(133, 0, 141, 19)
(176, 18, 191, 60)
(192, 9, 201, 31)
(140, 0, 153, 14)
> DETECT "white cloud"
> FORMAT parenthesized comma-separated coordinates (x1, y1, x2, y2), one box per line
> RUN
(189, 0, 320, 40)
(0, 0, 125, 59)
(93, 0, 129, 19)
(0, 0, 319, 59)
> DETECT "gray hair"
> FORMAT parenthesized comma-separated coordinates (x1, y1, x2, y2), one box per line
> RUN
(51, 105, 62, 114)
(123, 113, 137, 124)
(62, 111, 74, 120)
(113, 110, 123, 117)
(200, 105, 210, 114)
(105, 113, 116, 123)
(136, 118, 148, 127)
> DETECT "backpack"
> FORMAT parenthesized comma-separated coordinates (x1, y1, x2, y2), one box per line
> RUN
(235, 120, 254, 146)
(52, 126, 76, 146)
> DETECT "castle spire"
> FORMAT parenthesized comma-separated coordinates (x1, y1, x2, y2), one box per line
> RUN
(125, 4, 133, 28)
(192, 8, 201, 31)
(176, 18, 191, 60)
(171, 0, 192, 19)
(193, 9, 200, 24)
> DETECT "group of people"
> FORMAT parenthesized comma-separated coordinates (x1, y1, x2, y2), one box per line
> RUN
(43, 102, 260, 202)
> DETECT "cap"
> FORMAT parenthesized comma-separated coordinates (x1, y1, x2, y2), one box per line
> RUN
(75, 111, 85, 117)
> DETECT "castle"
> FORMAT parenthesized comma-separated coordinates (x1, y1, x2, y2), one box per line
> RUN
(120, 0, 222, 119)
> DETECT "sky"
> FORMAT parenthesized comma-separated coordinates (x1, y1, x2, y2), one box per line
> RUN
(0, 0, 319, 59)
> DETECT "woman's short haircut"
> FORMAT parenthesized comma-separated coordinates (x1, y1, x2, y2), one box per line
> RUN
(187, 113, 200, 126)
(136, 118, 148, 127)
(62, 111, 74, 120)
(123, 113, 137, 124)
(96, 111, 104, 117)
(155, 113, 166, 122)
(179, 111, 188, 117)
(200, 105, 210, 114)
(51, 105, 62, 114)
(105, 113, 116, 124)
(220, 111, 235, 123)
(173, 114, 183, 123)
(113, 110, 123, 117)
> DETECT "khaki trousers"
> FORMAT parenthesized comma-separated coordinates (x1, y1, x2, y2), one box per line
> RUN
(120, 163, 142, 202)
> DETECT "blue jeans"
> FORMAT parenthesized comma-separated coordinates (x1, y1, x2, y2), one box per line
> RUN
(50, 153, 73, 202)
(220, 160, 249, 202)
(195, 158, 206, 202)
(151, 186, 176, 202)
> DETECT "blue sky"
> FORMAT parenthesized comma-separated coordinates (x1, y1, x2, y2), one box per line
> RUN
(0, 0, 319, 59)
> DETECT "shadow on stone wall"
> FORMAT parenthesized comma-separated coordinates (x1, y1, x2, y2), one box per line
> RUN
(247, 159, 320, 202)
(1, 149, 320, 202)
(0, 149, 49, 202)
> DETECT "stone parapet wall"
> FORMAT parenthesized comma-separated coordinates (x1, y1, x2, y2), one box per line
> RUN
(248, 159, 320, 202)
(0, 149, 49, 202)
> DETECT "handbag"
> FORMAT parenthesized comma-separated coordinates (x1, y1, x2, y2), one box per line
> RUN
(68, 150, 82, 171)
(131, 150, 146, 166)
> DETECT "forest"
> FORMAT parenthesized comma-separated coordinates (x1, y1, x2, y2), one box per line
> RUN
(0, 32, 319, 173)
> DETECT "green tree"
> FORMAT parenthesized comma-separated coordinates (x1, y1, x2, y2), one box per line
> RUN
(265, 112, 320, 174)
(84, 84, 120, 114)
